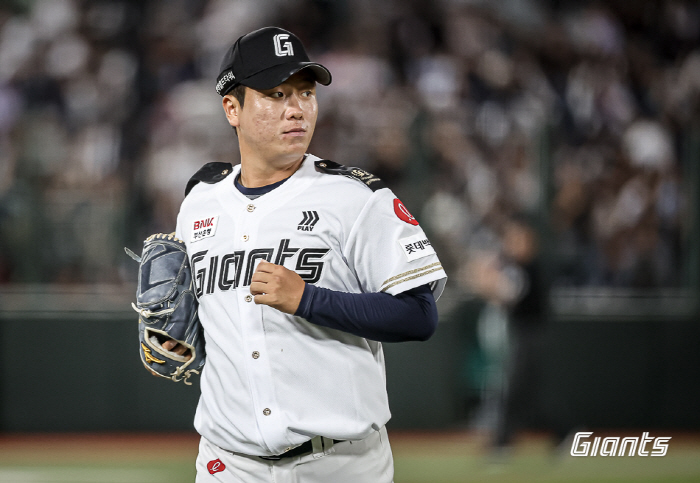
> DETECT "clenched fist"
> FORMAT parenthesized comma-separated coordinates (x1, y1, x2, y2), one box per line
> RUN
(250, 260, 306, 314)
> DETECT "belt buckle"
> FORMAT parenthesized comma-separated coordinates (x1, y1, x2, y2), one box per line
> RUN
(259, 454, 282, 461)
(259, 444, 299, 461)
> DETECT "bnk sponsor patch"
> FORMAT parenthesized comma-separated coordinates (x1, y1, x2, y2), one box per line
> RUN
(399, 233, 435, 262)
(191, 215, 219, 243)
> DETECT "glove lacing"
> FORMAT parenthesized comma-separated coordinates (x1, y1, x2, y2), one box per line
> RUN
(131, 303, 175, 319)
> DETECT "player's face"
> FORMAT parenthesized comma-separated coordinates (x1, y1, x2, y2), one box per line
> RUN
(227, 71, 318, 167)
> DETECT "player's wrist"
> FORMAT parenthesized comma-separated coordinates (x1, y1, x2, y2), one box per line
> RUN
(294, 282, 315, 318)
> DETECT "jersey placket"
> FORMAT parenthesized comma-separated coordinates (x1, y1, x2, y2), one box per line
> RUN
(232, 195, 287, 454)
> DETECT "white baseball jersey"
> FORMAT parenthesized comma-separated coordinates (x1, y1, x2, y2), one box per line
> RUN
(175, 154, 447, 457)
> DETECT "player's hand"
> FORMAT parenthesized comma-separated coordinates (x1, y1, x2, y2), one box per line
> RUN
(250, 260, 306, 314)
(162, 339, 192, 360)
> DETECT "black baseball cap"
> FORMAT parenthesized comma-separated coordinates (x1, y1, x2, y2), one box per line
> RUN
(216, 27, 332, 96)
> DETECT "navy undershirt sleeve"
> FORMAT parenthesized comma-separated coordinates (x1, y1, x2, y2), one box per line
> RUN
(233, 173, 438, 341)
(294, 284, 438, 342)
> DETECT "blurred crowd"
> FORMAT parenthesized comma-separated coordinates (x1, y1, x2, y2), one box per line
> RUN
(0, 0, 697, 292)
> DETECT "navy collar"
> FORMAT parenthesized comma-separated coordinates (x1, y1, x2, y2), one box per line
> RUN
(234, 174, 289, 198)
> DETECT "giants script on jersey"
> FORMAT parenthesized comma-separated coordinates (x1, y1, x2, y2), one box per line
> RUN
(191, 238, 329, 297)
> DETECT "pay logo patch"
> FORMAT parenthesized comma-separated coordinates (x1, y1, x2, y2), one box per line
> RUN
(191, 215, 219, 243)
(298, 211, 319, 232)
(399, 233, 435, 262)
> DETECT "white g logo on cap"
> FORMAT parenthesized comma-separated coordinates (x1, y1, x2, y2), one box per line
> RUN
(273, 34, 294, 57)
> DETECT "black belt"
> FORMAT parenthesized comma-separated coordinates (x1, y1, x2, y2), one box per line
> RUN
(259, 439, 344, 460)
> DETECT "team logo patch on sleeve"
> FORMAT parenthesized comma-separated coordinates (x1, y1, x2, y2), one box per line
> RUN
(191, 215, 219, 243)
(394, 199, 419, 226)
(399, 233, 436, 261)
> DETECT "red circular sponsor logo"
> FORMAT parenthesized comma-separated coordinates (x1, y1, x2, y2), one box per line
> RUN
(394, 199, 419, 226)
(207, 459, 226, 475)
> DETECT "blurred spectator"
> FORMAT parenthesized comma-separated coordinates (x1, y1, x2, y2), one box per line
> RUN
(0, 0, 695, 296)
(464, 217, 570, 451)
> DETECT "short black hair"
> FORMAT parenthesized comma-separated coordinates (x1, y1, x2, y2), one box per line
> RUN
(231, 84, 246, 108)
(228, 84, 246, 135)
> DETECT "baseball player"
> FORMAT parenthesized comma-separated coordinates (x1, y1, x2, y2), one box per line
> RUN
(172, 27, 447, 482)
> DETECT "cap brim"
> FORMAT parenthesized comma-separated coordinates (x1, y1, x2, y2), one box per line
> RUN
(240, 62, 332, 90)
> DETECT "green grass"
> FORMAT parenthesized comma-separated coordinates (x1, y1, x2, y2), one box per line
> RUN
(0, 464, 195, 483)
(1, 432, 699, 483)
(392, 433, 700, 483)
(393, 452, 700, 483)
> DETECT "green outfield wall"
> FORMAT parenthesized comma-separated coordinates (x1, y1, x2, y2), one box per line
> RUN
(1, 285, 698, 433)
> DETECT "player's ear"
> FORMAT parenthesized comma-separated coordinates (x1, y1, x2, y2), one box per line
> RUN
(222, 94, 240, 130)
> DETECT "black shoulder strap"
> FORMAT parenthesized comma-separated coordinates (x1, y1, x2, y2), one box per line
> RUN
(185, 162, 234, 197)
(314, 160, 386, 192)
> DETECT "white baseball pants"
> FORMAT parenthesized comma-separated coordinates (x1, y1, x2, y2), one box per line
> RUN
(195, 427, 394, 483)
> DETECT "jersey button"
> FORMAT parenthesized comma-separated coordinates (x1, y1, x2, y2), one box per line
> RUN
(244, 295, 253, 302)
(242, 234, 249, 242)
(263, 408, 271, 416)
(246, 204, 255, 212)
(252, 351, 260, 359)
